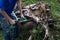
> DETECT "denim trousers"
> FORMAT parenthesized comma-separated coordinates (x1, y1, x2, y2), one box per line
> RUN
(0, 12, 18, 40)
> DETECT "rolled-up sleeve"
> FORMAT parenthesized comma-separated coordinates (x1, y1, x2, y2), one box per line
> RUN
(0, 0, 5, 10)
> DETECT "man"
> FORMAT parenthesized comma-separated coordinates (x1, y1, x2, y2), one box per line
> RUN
(0, 0, 25, 40)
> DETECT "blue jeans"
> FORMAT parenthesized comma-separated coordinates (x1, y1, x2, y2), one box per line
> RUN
(0, 12, 18, 40)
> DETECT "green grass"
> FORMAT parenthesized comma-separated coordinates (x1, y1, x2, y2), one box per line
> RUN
(0, 30, 4, 40)
(22, 0, 60, 18)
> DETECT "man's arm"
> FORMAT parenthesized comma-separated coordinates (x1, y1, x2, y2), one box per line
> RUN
(0, 9, 15, 24)
(17, 0, 23, 16)
(0, 9, 12, 20)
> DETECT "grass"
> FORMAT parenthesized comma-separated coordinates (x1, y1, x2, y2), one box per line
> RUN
(0, 30, 4, 40)
(22, 0, 60, 18)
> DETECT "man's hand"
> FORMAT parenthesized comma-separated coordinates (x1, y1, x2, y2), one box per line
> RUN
(9, 19, 16, 25)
